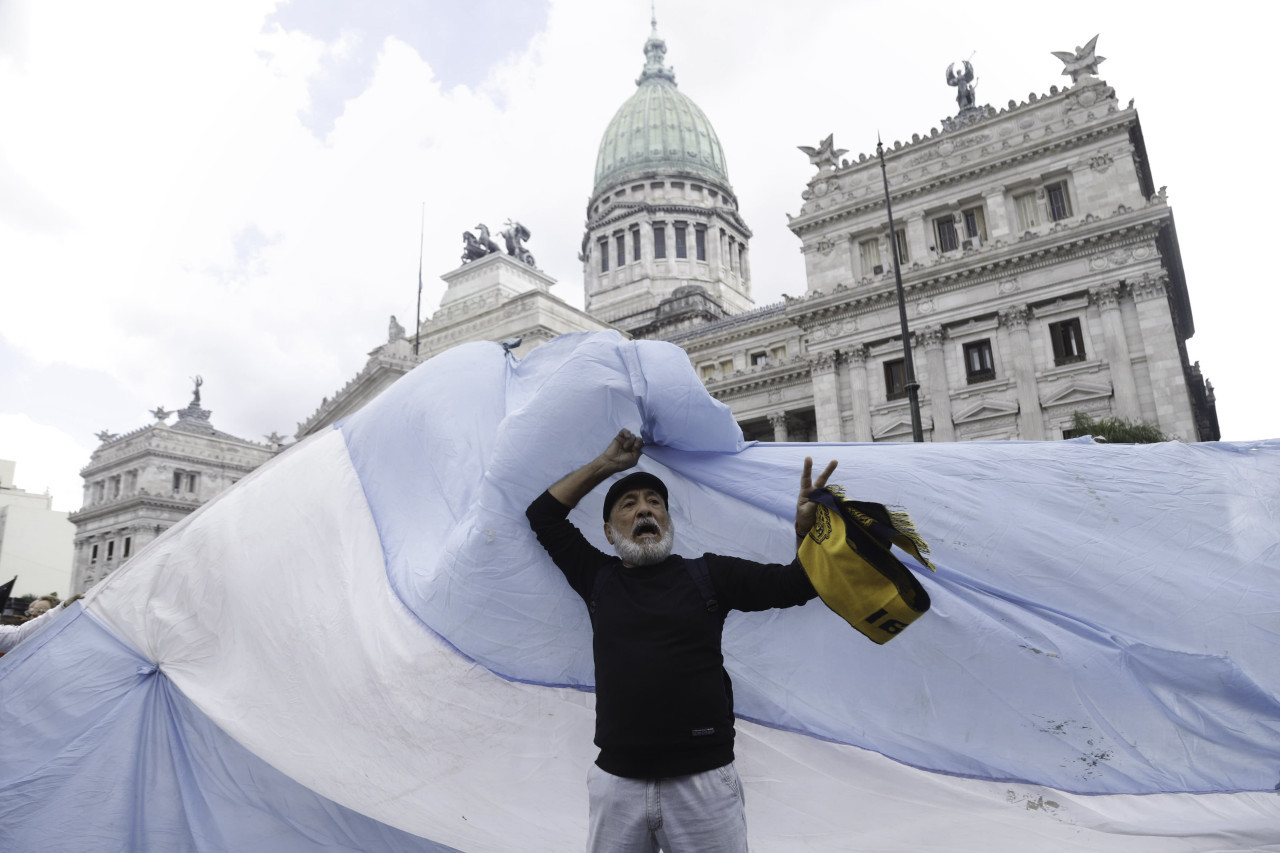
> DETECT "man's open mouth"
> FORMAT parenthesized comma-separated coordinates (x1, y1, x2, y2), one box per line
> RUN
(632, 520, 660, 538)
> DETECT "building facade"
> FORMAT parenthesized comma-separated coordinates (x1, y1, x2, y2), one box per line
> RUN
(69, 385, 279, 592)
(0, 460, 75, 601)
(646, 34, 1216, 444)
(296, 250, 615, 438)
(308, 28, 1216, 447)
(307, 29, 1216, 450)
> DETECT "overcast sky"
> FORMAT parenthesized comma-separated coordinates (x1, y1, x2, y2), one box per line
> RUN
(2, 0, 1274, 528)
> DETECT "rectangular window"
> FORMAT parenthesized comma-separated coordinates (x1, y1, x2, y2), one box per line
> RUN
(770, 345, 787, 361)
(615, 234, 625, 267)
(728, 237, 736, 271)
(859, 238, 882, 277)
(750, 350, 768, 366)
(125, 470, 137, 492)
(173, 471, 183, 491)
(964, 339, 995, 383)
(695, 227, 706, 261)
(884, 359, 907, 400)
(893, 228, 909, 265)
(719, 358, 734, 375)
(186, 473, 197, 493)
(1046, 181, 1072, 221)
(700, 364, 716, 380)
(653, 224, 666, 259)
(1049, 318, 1086, 365)
(107, 540, 115, 560)
(91, 544, 99, 563)
(598, 238, 609, 272)
(934, 216, 959, 253)
(962, 205, 987, 244)
(1015, 192, 1039, 230)
(109, 476, 121, 498)
(123, 537, 132, 559)
(675, 223, 688, 259)
(631, 227, 641, 261)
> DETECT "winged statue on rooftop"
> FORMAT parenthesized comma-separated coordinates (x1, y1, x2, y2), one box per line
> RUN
(946, 60, 977, 112)
(798, 134, 846, 174)
(1052, 35, 1105, 84)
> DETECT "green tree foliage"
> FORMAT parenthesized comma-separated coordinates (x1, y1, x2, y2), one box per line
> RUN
(1070, 411, 1174, 444)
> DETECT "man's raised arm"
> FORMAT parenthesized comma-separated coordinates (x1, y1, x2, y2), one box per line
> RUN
(547, 428, 644, 509)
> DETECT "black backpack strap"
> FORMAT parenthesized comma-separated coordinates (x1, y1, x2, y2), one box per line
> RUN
(684, 556, 718, 614)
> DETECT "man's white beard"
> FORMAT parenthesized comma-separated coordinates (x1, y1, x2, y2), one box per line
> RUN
(613, 519, 675, 566)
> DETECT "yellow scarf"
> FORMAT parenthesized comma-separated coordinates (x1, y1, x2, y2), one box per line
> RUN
(799, 485, 935, 645)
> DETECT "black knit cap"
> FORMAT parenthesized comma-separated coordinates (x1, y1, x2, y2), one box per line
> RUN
(602, 472, 669, 523)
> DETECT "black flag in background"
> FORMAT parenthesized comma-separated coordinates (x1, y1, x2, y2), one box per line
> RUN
(0, 576, 16, 614)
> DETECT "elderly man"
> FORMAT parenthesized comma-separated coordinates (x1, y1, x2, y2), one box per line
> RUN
(526, 428, 836, 853)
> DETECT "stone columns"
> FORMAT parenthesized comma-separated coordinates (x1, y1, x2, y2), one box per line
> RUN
(920, 326, 954, 441)
(845, 345, 873, 442)
(905, 212, 927, 263)
(809, 350, 843, 442)
(1090, 283, 1140, 420)
(1131, 274, 1194, 438)
(983, 185, 1009, 238)
(709, 226, 723, 272)
(768, 411, 790, 442)
(640, 220, 655, 278)
(999, 304, 1047, 439)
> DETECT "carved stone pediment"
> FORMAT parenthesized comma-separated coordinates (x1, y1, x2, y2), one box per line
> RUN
(953, 398, 1019, 424)
(872, 413, 931, 441)
(1039, 379, 1112, 407)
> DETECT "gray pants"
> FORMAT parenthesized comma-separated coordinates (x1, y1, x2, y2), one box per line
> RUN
(586, 762, 749, 853)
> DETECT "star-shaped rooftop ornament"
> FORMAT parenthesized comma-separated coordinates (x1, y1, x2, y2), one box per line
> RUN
(95, 429, 119, 443)
(151, 406, 172, 422)
(1052, 34, 1105, 84)
(798, 134, 847, 173)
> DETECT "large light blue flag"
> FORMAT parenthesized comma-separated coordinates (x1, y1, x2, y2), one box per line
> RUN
(3, 331, 1278, 851)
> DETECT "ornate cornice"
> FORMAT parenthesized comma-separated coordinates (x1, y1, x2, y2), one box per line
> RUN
(999, 304, 1033, 330)
(68, 492, 204, 524)
(809, 349, 841, 374)
(1089, 281, 1124, 311)
(919, 325, 946, 349)
(784, 209, 1167, 329)
(703, 359, 812, 396)
(1130, 272, 1169, 302)
(789, 101, 1133, 235)
(80, 444, 273, 479)
(586, 201, 752, 239)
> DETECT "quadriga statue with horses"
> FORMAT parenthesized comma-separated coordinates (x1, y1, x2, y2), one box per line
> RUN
(461, 220, 536, 268)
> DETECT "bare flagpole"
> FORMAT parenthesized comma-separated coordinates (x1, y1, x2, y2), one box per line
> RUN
(414, 202, 424, 358)
(877, 135, 924, 442)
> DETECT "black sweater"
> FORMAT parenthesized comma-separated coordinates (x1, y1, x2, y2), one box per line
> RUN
(526, 490, 817, 779)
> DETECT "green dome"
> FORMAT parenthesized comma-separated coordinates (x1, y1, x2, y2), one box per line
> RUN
(592, 26, 730, 196)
